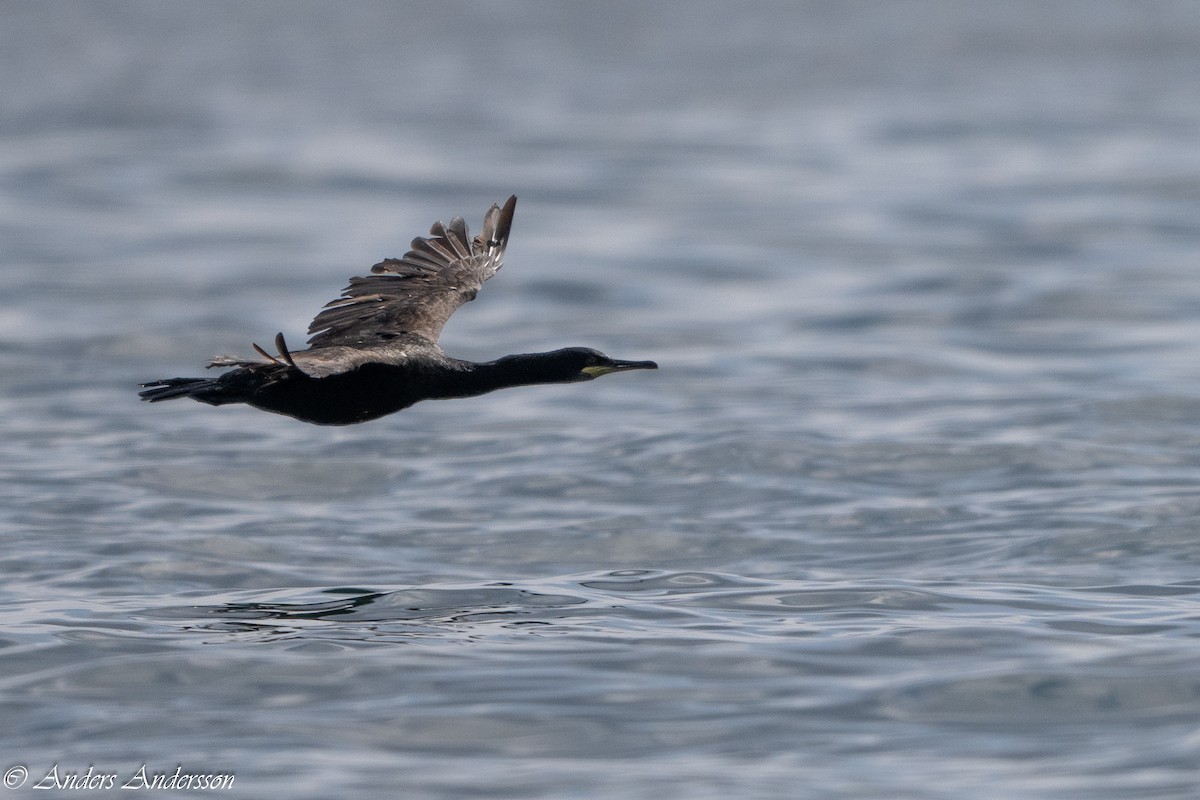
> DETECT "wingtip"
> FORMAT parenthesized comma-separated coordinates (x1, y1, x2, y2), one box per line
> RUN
(491, 195, 517, 246)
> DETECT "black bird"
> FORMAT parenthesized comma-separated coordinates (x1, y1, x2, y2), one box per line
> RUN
(138, 196, 657, 425)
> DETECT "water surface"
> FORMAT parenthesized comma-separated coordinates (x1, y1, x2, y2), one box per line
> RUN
(3, 2, 1200, 798)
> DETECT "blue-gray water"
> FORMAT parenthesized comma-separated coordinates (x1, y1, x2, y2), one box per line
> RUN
(4, 2, 1200, 797)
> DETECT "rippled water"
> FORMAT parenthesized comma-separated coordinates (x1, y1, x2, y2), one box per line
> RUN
(4, 2, 1200, 798)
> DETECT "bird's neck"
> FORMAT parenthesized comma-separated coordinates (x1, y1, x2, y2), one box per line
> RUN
(438, 353, 573, 398)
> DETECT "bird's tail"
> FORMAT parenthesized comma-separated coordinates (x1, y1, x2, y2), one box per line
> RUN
(138, 377, 237, 405)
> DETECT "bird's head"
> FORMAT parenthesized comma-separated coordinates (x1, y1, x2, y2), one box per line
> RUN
(552, 347, 658, 382)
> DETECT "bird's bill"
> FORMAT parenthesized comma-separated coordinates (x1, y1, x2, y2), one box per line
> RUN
(582, 359, 659, 378)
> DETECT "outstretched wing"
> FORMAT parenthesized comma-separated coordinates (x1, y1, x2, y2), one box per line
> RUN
(306, 195, 517, 348)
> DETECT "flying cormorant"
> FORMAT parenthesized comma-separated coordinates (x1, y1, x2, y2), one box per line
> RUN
(138, 196, 656, 425)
